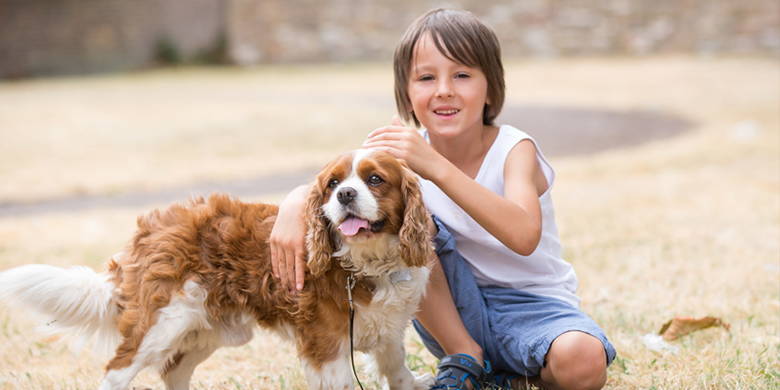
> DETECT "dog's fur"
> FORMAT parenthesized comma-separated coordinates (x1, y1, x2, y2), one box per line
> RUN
(0, 150, 435, 390)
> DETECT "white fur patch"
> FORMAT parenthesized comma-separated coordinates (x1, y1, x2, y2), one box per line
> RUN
(323, 149, 380, 225)
(301, 341, 354, 389)
(100, 281, 228, 390)
(352, 266, 429, 352)
(0, 264, 120, 356)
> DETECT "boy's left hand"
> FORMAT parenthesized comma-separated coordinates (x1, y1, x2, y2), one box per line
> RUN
(363, 117, 445, 181)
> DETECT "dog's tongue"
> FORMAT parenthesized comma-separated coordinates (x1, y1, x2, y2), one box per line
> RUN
(338, 217, 370, 236)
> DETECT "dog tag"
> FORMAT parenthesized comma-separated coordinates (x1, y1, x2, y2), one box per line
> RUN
(389, 269, 412, 284)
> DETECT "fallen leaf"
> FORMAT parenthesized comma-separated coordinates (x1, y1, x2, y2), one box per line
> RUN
(659, 316, 731, 341)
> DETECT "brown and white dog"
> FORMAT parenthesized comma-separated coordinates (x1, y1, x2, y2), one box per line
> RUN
(0, 149, 435, 390)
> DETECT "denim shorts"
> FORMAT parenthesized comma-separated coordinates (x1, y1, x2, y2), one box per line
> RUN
(412, 217, 617, 377)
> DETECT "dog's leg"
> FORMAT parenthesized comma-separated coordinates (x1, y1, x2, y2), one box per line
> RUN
(101, 281, 210, 390)
(160, 345, 217, 390)
(373, 335, 433, 390)
(301, 340, 354, 390)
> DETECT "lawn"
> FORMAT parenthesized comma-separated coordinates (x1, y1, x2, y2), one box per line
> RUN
(0, 56, 778, 389)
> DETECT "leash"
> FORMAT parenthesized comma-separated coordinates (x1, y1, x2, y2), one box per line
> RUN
(346, 273, 365, 390)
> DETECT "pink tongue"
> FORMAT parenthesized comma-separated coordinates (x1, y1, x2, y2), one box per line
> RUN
(338, 217, 370, 236)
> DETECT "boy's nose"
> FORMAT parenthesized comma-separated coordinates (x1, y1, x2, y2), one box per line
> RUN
(435, 79, 454, 98)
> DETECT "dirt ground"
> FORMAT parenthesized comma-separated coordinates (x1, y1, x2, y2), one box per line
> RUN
(0, 56, 778, 389)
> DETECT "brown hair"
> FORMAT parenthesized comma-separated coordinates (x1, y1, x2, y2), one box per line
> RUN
(393, 8, 505, 127)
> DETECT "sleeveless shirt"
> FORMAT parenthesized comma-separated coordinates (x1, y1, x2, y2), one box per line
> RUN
(419, 125, 580, 307)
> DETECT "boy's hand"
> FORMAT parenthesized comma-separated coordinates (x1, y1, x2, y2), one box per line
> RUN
(363, 116, 446, 181)
(270, 185, 309, 292)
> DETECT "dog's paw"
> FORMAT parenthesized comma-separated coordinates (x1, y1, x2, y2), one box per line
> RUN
(413, 373, 435, 390)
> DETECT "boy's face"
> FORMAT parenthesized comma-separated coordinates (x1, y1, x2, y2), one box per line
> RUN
(407, 32, 489, 137)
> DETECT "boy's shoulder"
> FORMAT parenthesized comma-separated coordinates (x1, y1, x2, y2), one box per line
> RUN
(495, 124, 537, 151)
(497, 124, 530, 139)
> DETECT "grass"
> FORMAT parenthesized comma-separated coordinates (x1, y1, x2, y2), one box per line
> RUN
(0, 56, 778, 389)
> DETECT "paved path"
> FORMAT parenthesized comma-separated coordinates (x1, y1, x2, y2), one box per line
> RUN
(0, 105, 691, 218)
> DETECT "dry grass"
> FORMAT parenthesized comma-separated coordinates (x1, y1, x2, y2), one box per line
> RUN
(0, 56, 778, 389)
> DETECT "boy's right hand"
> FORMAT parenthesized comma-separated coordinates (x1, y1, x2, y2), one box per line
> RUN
(270, 185, 310, 292)
(363, 115, 448, 182)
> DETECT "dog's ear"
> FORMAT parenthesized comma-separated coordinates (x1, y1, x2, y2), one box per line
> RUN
(304, 179, 333, 278)
(398, 166, 434, 267)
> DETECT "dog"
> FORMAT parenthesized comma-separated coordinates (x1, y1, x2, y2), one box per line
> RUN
(0, 149, 436, 390)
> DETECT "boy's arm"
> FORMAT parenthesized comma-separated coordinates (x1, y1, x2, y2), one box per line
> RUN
(432, 140, 543, 255)
(365, 126, 544, 256)
(270, 183, 311, 291)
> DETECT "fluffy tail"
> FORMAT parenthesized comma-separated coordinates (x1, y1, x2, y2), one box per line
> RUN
(0, 264, 121, 356)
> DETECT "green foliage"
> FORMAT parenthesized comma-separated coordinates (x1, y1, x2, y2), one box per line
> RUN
(155, 38, 181, 65)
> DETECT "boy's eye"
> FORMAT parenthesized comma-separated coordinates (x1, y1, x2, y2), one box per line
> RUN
(418, 75, 434, 81)
(455, 72, 471, 79)
(367, 174, 384, 186)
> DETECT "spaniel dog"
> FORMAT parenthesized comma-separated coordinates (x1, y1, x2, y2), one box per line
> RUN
(0, 149, 435, 390)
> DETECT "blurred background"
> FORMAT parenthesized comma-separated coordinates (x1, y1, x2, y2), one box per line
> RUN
(1, 0, 779, 77)
(0, 1, 778, 389)
(0, 0, 777, 208)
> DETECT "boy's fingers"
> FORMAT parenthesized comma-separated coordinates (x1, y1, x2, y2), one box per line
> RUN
(285, 251, 295, 290)
(365, 132, 402, 145)
(367, 126, 392, 138)
(295, 251, 305, 290)
(270, 245, 279, 278)
(368, 124, 408, 139)
(277, 250, 288, 286)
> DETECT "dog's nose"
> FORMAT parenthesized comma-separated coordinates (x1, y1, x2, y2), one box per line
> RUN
(337, 187, 357, 205)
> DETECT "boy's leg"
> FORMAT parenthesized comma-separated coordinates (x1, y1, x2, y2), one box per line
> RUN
(415, 253, 484, 363)
(535, 331, 607, 390)
(413, 217, 615, 389)
(413, 217, 498, 388)
(481, 287, 616, 390)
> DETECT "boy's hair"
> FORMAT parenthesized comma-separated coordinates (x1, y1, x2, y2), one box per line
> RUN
(393, 8, 505, 127)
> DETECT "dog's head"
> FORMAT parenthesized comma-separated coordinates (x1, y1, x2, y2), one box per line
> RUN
(304, 149, 432, 277)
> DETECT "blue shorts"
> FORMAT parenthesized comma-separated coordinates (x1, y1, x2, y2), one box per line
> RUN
(412, 217, 617, 377)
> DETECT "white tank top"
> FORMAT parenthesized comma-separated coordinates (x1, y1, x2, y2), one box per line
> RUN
(419, 125, 580, 307)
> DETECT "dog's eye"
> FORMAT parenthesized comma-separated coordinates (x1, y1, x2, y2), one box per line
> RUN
(327, 178, 339, 189)
(367, 174, 384, 187)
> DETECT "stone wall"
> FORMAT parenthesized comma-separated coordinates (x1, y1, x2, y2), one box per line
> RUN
(0, 0, 225, 78)
(228, 0, 780, 63)
(1, 0, 777, 78)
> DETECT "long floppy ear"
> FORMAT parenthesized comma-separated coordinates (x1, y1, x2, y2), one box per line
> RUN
(304, 180, 333, 278)
(398, 167, 434, 267)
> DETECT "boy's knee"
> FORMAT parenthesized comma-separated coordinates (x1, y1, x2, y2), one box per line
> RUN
(545, 331, 607, 390)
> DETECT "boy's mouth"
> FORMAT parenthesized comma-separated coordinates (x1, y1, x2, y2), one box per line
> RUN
(434, 108, 460, 117)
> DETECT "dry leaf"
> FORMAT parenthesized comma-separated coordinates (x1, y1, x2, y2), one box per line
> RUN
(659, 316, 731, 341)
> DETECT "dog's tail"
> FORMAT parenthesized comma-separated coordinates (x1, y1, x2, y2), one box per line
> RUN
(0, 263, 121, 356)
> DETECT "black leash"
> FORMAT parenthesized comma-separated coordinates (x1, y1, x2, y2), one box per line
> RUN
(346, 273, 365, 390)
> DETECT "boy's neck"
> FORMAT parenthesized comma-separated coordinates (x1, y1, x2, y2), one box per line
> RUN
(429, 125, 499, 179)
